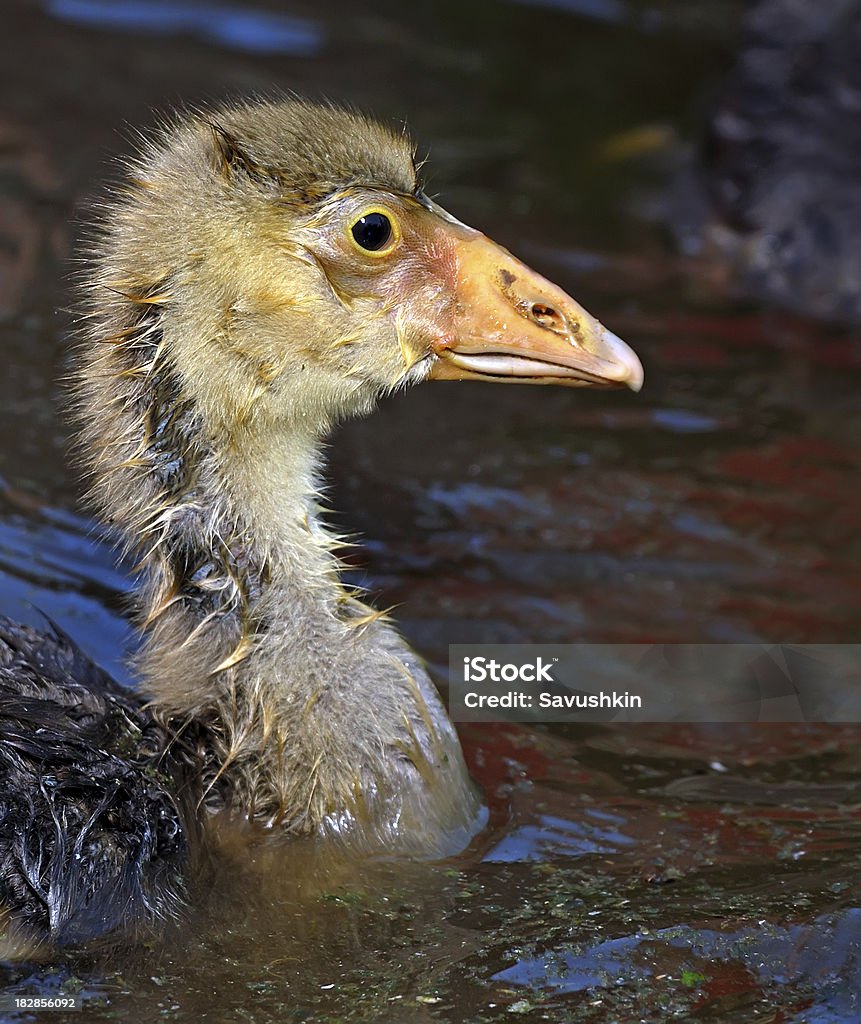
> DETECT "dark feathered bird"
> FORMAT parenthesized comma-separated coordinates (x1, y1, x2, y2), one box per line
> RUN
(0, 98, 642, 952)
(0, 618, 185, 950)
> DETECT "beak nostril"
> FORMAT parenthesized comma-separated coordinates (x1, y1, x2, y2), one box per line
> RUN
(529, 302, 566, 334)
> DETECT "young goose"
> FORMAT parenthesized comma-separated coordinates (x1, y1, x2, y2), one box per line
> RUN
(0, 98, 643, 949)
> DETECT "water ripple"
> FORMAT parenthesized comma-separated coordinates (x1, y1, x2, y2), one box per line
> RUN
(46, 0, 324, 56)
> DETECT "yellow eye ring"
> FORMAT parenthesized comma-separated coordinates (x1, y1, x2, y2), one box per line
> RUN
(348, 208, 401, 256)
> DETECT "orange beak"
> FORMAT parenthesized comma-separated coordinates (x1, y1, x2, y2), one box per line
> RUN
(427, 232, 643, 392)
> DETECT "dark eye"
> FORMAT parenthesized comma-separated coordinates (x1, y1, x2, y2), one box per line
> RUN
(351, 212, 393, 252)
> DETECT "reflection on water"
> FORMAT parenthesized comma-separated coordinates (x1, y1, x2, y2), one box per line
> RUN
(46, 0, 324, 56)
(484, 809, 636, 862)
(497, 909, 861, 1012)
(0, 492, 132, 681)
(1, 0, 860, 1020)
(509, 0, 631, 25)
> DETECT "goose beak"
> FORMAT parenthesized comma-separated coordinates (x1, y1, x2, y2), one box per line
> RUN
(427, 233, 643, 391)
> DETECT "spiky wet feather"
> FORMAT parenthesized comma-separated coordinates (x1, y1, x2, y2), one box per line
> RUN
(71, 99, 478, 849)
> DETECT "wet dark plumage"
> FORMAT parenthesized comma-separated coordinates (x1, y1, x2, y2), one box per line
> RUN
(0, 619, 186, 947)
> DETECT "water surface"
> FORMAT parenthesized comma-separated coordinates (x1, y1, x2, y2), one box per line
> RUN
(1, 0, 860, 1020)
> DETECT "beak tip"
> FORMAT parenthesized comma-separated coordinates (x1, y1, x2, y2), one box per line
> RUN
(627, 367, 645, 393)
(601, 328, 644, 393)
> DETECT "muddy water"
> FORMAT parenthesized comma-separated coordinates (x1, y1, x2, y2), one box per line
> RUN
(2, 0, 861, 1021)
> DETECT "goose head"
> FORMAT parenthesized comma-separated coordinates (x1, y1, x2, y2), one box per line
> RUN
(77, 99, 644, 851)
(102, 99, 642, 445)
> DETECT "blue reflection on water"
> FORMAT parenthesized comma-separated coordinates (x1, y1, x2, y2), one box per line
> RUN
(494, 909, 861, 1021)
(46, 0, 324, 56)
(497, 933, 649, 991)
(651, 408, 721, 433)
(508, 0, 628, 24)
(484, 811, 636, 862)
(0, 508, 133, 683)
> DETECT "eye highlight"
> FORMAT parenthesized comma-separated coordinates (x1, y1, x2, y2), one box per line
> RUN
(350, 210, 396, 253)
